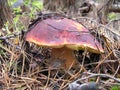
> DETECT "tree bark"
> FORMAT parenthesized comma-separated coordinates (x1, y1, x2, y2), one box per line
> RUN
(0, 0, 12, 29)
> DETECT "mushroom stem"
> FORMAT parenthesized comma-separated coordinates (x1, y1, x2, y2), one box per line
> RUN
(51, 47, 77, 69)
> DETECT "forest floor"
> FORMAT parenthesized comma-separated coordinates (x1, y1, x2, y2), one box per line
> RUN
(0, 0, 120, 90)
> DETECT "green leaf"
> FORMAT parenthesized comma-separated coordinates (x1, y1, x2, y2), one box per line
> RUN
(110, 86, 120, 90)
(0, 50, 4, 55)
(108, 13, 117, 20)
(32, 1, 43, 9)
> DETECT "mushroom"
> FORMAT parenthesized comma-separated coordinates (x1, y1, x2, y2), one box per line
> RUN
(25, 16, 104, 69)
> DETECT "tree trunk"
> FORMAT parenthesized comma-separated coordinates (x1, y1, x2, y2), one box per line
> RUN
(0, 0, 12, 29)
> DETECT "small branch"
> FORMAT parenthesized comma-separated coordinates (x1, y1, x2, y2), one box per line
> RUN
(109, 7, 120, 13)
(0, 33, 20, 40)
(79, 6, 89, 11)
(69, 72, 120, 90)
(0, 32, 21, 50)
(89, 1, 120, 13)
(85, 59, 119, 66)
(75, 17, 120, 43)
(108, 4, 120, 13)
(4, 39, 21, 50)
(73, 72, 120, 83)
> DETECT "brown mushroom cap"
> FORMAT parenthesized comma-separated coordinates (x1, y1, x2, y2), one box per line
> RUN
(25, 17, 104, 53)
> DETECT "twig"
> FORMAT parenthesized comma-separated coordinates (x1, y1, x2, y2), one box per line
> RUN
(0, 32, 22, 50)
(89, 1, 120, 13)
(79, 6, 89, 11)
(73, 72, 120, 83)
(113, 65, 120, 77)
(75, 17, 120, 41)
(85, 59, 119, 66)
(0, 32, 20, 40)
(5, 39, 21, 49)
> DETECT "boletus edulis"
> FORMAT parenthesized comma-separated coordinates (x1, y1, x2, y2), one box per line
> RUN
(25, 16, 104, 69)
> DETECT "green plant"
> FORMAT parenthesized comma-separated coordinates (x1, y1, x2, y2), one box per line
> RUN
(108, 12, 117, 20)
(110, 86, 120, 90)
